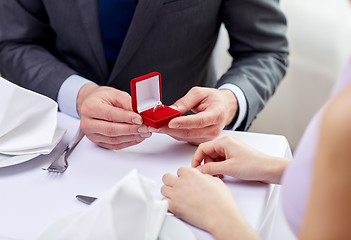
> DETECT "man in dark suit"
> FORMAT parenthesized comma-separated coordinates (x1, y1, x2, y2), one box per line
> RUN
(0, 0, 288, 150)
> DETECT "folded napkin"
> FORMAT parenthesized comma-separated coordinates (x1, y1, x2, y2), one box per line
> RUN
(0, 77, 64, 155)
(57, 170, 168, 240)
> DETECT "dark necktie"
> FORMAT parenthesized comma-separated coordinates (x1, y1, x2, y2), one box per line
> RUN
(99, 0, 136, 70)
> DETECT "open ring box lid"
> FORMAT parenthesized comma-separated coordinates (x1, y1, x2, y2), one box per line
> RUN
(131, 72, 181, 129)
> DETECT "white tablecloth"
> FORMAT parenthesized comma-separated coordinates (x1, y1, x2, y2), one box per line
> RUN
(0, 113, 292, 240)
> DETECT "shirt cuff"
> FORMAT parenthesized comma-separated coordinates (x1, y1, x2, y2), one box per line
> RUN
(57, 75, 97, 119)
(218, 83, 247, 130)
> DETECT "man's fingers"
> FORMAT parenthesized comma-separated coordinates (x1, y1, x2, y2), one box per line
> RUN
(86, 132, 149, 145)
(107, 89, 134, 110)
(94, 139, 145, 150)
(170, 87, 206, 114)
(81, 102, 142, 124)
(81, 119, 149, 137)
(168, 111, 223, 129)
(154, 125, 221, 141)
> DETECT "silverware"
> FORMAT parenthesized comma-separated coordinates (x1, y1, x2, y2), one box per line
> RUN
(42, 127, 85, 173)
(76, 194, 97, 205)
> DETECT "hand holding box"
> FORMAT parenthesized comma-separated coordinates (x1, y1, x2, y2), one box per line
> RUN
(130, 72, 181, 129)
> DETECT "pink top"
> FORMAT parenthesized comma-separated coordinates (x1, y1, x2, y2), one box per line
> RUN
(281, 59, 351, 235)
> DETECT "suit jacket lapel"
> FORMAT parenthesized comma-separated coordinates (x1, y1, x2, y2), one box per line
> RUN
(76, 0, 109, 79)
(108, 0, 163, 83)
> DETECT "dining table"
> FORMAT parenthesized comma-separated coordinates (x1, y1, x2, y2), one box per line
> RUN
(0, 112, 292, 240)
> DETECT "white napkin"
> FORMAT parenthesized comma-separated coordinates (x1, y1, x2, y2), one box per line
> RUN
(0, 77, 65, 155)
(57, 170, 168, 240)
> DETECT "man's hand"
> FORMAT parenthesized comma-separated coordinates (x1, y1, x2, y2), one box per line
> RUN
(77, 84, 151, 150)
(149, 87, 238, 145)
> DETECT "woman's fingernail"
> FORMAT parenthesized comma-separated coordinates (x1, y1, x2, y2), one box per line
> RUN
(196, 166, 202, 172)
(132, 118, 143, 125)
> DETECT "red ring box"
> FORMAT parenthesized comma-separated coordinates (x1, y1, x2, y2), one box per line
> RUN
(130, 72, 181, 129)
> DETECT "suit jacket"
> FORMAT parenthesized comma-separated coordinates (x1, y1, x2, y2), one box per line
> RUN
(0, 0, 288, 130)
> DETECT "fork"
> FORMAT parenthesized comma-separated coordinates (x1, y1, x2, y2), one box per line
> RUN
(42, 127, 85, 173)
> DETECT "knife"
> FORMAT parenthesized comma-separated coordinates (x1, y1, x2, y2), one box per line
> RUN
(76, 195, 97, 205)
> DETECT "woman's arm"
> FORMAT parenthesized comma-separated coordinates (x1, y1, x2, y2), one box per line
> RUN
(300, 83, 351, 239)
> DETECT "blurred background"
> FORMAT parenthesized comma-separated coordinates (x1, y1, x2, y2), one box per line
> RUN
(214, 0, 351, 152)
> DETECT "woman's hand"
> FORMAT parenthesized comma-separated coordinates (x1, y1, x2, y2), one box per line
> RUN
(192, 136, 289, 184)
(161, 167, 260, 240)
